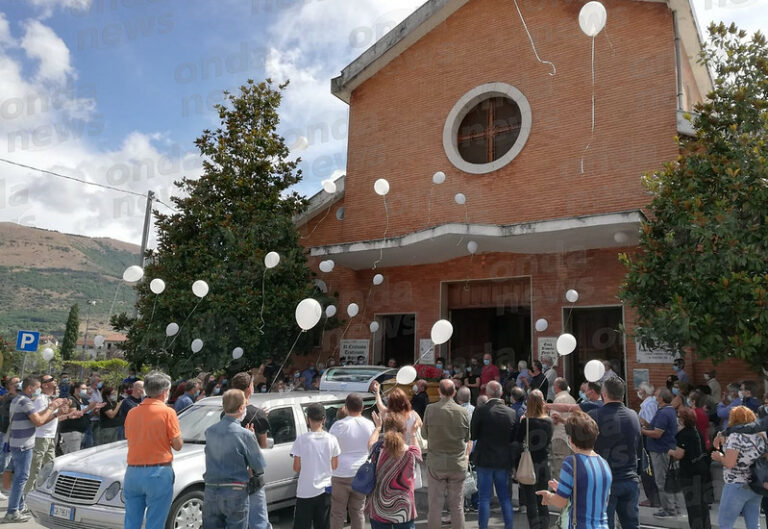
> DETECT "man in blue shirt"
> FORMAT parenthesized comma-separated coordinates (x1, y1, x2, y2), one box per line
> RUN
(589, 377, 641, 529)
(203, 389, 266, 529)
(174, 379, 200, 415)
(716, 383, 742, 430)
(642, 388, 683, 519)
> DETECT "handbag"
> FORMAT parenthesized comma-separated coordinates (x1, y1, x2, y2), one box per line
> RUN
(351, 441, 383, 495)
(664, 458, 682, 493)
(516, 418, 537, 486)
(640, 446, 652, 477)
(748, 434, 768, 496)
(553, 455, 578, 529)
(463, 470, 477, 498)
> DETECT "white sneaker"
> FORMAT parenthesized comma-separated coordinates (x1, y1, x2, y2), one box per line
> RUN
(0, 491, 7, 500)
(1, 511, 30, 523)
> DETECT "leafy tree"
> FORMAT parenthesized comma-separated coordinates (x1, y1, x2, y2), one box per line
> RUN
(620, 24, 768, 368)
(60, 304, 79, 361)
(118, 80, 317, 377)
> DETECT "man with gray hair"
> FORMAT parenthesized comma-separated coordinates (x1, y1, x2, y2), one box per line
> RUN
(636, 382, 660, 508)
(456, 386, 474, 421)
(470, 381, 516, 529)
(550, 377, 576, 477)
(124, 371, 183, 529)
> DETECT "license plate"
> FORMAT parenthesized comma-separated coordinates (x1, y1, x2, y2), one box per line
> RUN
(50, 503, 75, 520)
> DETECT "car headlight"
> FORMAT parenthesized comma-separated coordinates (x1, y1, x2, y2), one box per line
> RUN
(104, 481, 121, 501)
(37, 462, 54, 488)
(45, 471, 58, 490)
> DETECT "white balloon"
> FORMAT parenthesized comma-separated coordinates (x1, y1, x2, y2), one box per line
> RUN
(557, 333, 577, 356)
(347, 303, 359, 318)
(454, 193, 466, 205)
(192, 280, 209, 298)
(94, 335, 105, 348)
(585, 359, 606, 382)
(432, 171, 446, 184)
(191, 339, 204, 353)
(396, 365, 417, 385)
(149, 278, 166, 294)
(374, 178, 390, 196)
(322, 180, 337, 194)
(535, 318, 549, 332)
(369, 321, 380, 333)
(166, 322, 179, 337)
(232, 347, 244, 360)
(264, 251, 280, 269)
(295, 298, 323, 331)
(372, 274, 384, 286)
(319, 260, 333, 273)
(430, 319, 454, 345)
(579, 1, 607, 37)
(467, 241, 478, 254)
(613, 231, 629, 244)
(290, 136, 309, 153)
(122, 265, 144, 283)
(41, 348, 54, 362)
(565, 289, 579, 303)
(325, 305, 337, 318)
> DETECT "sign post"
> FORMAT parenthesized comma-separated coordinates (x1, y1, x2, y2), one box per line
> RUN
(16, 330, 40, 379)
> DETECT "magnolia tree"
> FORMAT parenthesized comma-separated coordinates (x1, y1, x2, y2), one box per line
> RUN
(114, 80, 318, 376)
(621, 24, 768, 369)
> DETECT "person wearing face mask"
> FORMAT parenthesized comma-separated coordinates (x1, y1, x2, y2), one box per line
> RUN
(464, 360, 480, 405)
(59, 382, 105, 454)
(301, 364, 318, 390)
(549, 378, 576, 480)
(739, 382, 761, 413)
(672, 358, 689, 384)
(479, 353, 500, 395)
(82, 374, 104, 448)
(410, 379, 429, 420)
(174, 380, 201, 415)
(717, 383, 742, 430)
(0, 376, 21, 492)
(99, 386, 124, 445)
(541, 357, 558, 402)
(58, 373, 71, 398)
(704, 370, 721, 403)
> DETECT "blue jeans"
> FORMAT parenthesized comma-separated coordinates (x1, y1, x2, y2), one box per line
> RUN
(7, 448, 33, 514)
(370, 520, 414, 529)
(719, 482, 761, 529)
(606, 478, 639, 529)
(124, 465, 175, 529)
(476, 467, 514, 529)
(203, 485, 249, 529)
(249, 486, 269, 529)
(0, 433, 8, 475)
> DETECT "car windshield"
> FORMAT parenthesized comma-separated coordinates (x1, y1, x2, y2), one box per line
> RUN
(323, 367, 395, 383)
(178, 404, 223, 443)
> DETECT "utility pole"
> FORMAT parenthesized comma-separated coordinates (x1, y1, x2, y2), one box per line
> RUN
(81, 299, 96, 379)
(134, 190, 155, 319)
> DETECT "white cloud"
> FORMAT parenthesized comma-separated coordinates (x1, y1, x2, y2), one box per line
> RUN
(0, 13, 12, 47)
(20, 20, 73, 83)
(25, 0, 92, 19)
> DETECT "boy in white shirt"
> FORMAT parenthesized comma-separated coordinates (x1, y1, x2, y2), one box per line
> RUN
(290, 403, 340, 529)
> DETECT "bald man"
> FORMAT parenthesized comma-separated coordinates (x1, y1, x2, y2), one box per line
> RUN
(422, 379, 470, 529)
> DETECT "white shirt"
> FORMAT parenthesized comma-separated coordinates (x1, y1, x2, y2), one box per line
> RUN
(329, 415, 375, 478)
(33, 395, 57, 439)
(544, 368, 557, 401)
(639, 396, 658, 424)
(290, 431, 340, 498)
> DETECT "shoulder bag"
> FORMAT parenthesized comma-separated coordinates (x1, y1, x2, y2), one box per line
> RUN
(516, 418, 537, 485)
(351, 440, 384, 495)
(553, 454, 578, 529)
(748, 433, 768, 496)
(664, 458, 682, 493)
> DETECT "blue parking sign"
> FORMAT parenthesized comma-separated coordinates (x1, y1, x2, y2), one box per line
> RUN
(16, 331, 40, 352)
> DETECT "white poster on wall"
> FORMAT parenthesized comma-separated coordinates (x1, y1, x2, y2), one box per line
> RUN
(340, 339, 370, 365)
(635, 338, 678, 364)
(419, 339, 435, 365)
(538, 337, 558, 364)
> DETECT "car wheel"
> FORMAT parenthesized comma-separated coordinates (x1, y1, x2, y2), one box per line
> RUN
(166, 488, 203, 529)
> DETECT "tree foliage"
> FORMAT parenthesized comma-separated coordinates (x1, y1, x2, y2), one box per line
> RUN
(621, 24, 768, 368)
(118, 80, 319, 377)
(60, 304, 79, 361)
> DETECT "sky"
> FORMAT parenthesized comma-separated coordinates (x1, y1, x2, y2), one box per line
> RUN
(0, 0, 765, 247)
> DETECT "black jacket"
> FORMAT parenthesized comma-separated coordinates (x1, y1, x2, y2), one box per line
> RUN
(470, 398, 517, 469)
(411, 391, 429, 420)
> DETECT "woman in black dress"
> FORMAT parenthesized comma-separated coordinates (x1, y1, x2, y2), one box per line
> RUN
(515, 389, 553, 529)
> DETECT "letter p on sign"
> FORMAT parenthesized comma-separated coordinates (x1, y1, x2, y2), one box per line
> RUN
(16, 331, 40, 352)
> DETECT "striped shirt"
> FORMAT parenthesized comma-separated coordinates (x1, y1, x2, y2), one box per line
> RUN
(555, 453, 612, 529)
(9, 395, 37, 451)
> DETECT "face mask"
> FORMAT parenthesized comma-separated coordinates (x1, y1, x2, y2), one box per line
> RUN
(542, 364, 549, 371)
(213, 387, 221, 395)
(238, 409, 247, 422)
(579, 391, 587, 400)
(412, 384, 419, 393)
(16, 383, 21, 391)
(637, 392, 643, 400)
(294, 373, 300, 379)
(97, 382, 103, 389)
(672, 365, 679, 372)
(79, 390, 88, 398)
(436, 363, 443, 370)
(703, 375, 710, 381)
(260, 386, 267, 393)
(738, 391, 745, 399)
(194, 390, 200, 398)
(672, 388, 679, 396)
(483, 359, 490, 366)
(62, 378, 69, 384)
(222, 379, 228, 386)
(32, 388, 42, 398)
(466, 367, 472, 373)
(109, 394, 117, 402)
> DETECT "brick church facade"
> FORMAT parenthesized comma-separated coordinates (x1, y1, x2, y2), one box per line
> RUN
(297, 0, 758, 405)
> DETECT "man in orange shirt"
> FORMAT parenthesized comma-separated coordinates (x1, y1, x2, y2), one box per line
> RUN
(123, 371, 182, 529)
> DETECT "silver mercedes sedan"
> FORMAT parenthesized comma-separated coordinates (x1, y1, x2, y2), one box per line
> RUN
(26, 367, 394, 529)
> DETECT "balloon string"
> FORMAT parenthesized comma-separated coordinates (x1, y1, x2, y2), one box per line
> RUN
(464, 254, 475, 291)
(258, 269, 267, 335)
(372, 196, 389, 270)
(268, 330, 305, 392)
(166, 298, 202, 350)
(107, 282, 123, 323)
(299, 205, 333, 240)
(314, 317, 330, 366)
(148, 298, 157, 326)
(335, 319, 355, 358)
(425, 187, 434, 229)
(456, 204, 470, 246)
(513, 0, 556, 76)
(580, 36, 596, 174)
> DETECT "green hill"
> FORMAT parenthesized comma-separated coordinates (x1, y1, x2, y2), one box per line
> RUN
(0, 222, 141, 341)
